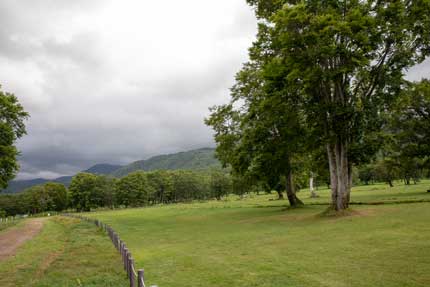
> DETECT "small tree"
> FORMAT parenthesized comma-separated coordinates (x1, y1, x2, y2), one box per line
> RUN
(0, 86, 29, 189)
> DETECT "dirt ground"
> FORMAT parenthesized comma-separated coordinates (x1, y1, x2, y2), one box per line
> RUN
(0, 218, 46, 261)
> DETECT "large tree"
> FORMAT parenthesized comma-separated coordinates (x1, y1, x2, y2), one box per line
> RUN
(239, 0, 430, 211)
(0, 86, 29, 189)
(206, 60, 306, 207)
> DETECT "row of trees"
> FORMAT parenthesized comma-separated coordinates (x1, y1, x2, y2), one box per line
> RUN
(0, 169, 244, 215)
(206, 0, 430, 211)
(69, 169, 244, 211)
(0, 182, 67, 216)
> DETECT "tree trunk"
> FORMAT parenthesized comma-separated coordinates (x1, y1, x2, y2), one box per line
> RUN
(388, 179, 393, 187)
(327, 140, 351, 211)
(309, 172, 318, 198)
(405, 177, 410, 185)
(276, 190, 284, 200)
(286, 169, 304, 207)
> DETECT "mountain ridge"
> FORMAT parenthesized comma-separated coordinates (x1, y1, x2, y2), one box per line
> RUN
(2, 148, 219, 194)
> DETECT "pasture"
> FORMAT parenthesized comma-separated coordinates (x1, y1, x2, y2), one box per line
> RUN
(0, 217, 128, 287)
(86, 180, 430, 287)
(0, 181, 429, 286)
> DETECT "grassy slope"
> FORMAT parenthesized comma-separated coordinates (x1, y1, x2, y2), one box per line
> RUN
(88, 180, 430, 287)
(0, 217, 128, 287)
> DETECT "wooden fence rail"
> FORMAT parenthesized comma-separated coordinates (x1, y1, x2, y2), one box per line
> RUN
(1, 212, 59, 225)
(64, 213, 153, 287)
(0, 215, 22, 226)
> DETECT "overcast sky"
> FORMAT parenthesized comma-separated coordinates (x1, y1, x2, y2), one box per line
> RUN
(1, 1, 429, 180)
(0, 0, 258, 179)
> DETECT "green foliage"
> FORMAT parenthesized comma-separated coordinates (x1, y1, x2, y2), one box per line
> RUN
(390, 80, 430, 167)
(113, 148, 220, 177)
(171, 170, 209, 202)
(115, 171, 154, 207)
(66, 168, 240, 211)
(0, 182, 68, 216)
(356, 79, 430, 187)
(231, 174, 254, 198)
(206, 56, 308, 206)
(44, 182, 68, 211)
(23, 185, 53, 214)
(208, 0, 430, 210)
(0, 86, 29, 189)
(209, 169, 232, 200)
(69, 173, 106, 211)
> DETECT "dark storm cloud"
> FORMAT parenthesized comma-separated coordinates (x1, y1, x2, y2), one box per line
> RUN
(0, 0, 258, 179)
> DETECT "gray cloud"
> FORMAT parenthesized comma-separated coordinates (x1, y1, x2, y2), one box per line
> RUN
(0, 0, 257, 179)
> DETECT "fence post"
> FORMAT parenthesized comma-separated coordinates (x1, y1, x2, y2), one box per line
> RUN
(121, 243, 125, 267)
(127, 252, 132, 279)
(138, 269, 145, 287)
(124, 248, 129, 273)
(130, 257, 136, 287)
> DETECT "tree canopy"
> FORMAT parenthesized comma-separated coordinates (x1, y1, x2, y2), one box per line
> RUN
(207, 0, 430, 211)
(0, 86, 29, 189)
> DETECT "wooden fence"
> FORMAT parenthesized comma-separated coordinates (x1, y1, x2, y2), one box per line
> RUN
(0, 212, 60, 229)
(64, 213, 152, 287)
(0, 216, 17, 224)
(0, 215, 22, 228)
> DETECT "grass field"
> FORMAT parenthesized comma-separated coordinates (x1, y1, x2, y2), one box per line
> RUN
(0, 217, 128, 287)
(1, 181, 429, 286)
(85, 180, 430, 287)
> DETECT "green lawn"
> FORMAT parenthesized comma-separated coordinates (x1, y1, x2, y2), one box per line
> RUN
(2, 181, 429, 286)
(0, 217, 128, 287)
(86, 180, 430, 287)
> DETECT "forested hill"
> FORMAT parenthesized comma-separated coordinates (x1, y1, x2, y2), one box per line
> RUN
(111, 148, 220, 177)
(2, 148, 220, 193)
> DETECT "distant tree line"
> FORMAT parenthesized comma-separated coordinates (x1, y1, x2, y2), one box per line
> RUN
(0, 182, 67, 216)
(0, 169, 252, 216)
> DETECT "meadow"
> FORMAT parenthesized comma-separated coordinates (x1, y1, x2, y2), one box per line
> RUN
(0, 181, 428, 286)
(0, 217, 128, 287)
(85, 180, 430, 287)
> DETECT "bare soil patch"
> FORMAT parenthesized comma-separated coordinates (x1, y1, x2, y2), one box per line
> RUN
(0, 218, 46, 261)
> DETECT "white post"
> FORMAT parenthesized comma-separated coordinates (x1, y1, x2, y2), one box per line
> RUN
(310, 172, 318, 198)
